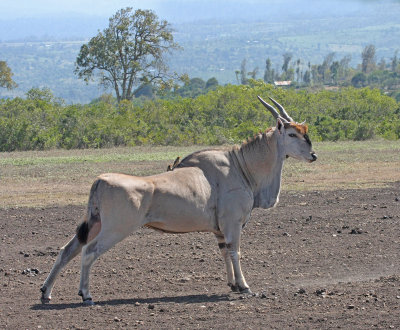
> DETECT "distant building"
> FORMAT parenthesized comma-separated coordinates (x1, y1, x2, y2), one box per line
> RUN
(274, 81, 292, 86)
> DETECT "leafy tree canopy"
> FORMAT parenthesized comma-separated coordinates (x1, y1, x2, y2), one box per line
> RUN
(205, 77, 219, 90)
(0, 61, 17, 90)
(75, 7, 180, 102)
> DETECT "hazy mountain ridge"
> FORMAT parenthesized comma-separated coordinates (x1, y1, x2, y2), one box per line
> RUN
(1, 0, 400, 103)
(0, 0, 392, 41)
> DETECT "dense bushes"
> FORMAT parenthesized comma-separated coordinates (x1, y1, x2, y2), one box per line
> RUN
(0, 82, 399, 151)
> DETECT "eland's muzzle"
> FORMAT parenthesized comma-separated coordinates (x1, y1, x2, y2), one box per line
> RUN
(310, 152, 318, 162)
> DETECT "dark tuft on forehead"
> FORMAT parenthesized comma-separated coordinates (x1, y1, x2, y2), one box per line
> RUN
(289, 123, 308, 135)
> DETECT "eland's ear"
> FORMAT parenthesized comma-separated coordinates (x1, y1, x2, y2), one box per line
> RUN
(276, 118, 285, 134)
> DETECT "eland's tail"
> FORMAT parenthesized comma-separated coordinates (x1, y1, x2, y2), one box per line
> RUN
(76, 179, 102, 245)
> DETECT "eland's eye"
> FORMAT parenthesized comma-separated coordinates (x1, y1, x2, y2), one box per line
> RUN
(288, 133, 297, 138)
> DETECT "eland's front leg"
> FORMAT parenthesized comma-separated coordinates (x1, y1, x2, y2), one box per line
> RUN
(226, 241, 251, 294)
(222, 225, 251, 294)
(215, 234, 237, 292)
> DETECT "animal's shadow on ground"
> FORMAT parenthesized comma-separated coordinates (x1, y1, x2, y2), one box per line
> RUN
(31, 294, 231, 310)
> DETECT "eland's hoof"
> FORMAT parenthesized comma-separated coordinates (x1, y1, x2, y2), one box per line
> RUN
(83, 298, 95, 306)
(239, 287, 252, 295)
(79, 290, 94, 305)
(229, 284, 240, 292)
(40, 286, 51, 303)
(40, 297, 51, 304)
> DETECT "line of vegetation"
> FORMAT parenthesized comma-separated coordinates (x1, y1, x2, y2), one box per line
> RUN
(0, 81, 399, 152)
(237, 45, 400, 103)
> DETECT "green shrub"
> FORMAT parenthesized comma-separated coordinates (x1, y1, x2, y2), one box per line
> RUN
(0, 84, 399, 151)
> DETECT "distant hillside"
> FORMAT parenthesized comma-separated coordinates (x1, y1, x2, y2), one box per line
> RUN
(1, 0, 400, 103)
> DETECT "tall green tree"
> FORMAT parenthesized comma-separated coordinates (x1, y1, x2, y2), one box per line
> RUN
(295, 58, 301, 83)
(378, 57, 386, 71)
(240, 59, 249, 85)
(75, 7, 179, 102)
(338, 55, 351, 81)
(321, 52, 335, 83)
(0, 61, 17, 90)
(303, 70, 311, 85)
(263, 58, 274, 84)
(391, 50, 398, 72)
(361, 44, 376, 74)
(330, 61, 340, 84)
(281, 52, 292, 79)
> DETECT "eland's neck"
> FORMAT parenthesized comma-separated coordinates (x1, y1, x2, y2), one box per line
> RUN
(232, 128, 285, 208)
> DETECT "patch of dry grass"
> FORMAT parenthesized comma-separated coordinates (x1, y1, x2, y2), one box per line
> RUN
(0, 140, 399, 208)
(282, 139, 400, 191)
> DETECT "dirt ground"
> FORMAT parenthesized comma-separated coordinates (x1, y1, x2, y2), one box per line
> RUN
(1, 182, 399, 329)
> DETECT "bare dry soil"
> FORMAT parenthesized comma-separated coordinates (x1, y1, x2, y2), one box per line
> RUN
(1, 183, 400, 329)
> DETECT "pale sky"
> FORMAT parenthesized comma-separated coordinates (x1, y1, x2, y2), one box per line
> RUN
(1, 0, 387, 20)
(0, 0, 160, 18)
(0, 0, 340, 19)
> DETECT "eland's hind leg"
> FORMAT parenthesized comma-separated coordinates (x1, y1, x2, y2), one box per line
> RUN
(78, 230, 132, 305)
(40, 235, 82, 303)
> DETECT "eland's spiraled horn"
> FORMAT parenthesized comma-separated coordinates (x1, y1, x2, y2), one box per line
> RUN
(268, 97, 293, 122)
(257, 95, 281, 120)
